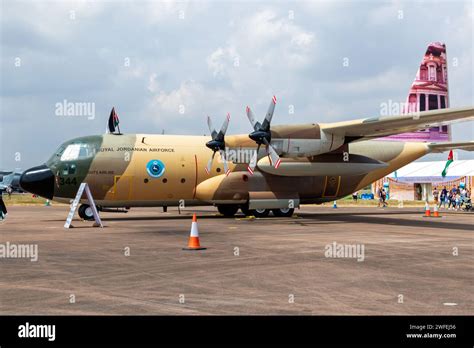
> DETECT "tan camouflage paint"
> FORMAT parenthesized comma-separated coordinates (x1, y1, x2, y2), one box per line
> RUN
(54, 133, 430, 206)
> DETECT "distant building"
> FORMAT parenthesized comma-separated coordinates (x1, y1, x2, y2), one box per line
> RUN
(372, 160, 473, 201)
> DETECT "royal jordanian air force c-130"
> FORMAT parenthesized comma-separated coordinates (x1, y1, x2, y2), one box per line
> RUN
(19, 42, 474, 220)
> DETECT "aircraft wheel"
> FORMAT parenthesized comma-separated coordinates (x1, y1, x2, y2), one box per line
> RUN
(272, 208, 295, 217)
(252, 208, 270, 218)
(78, 204, 95, 221)
(240, 205, 251, 216)
(240, 205, 270, 218)
(217, 205, 239, 217)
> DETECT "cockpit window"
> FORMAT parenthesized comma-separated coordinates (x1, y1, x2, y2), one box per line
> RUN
(55, 145, 65, 157)
(60, 143, 96, 161)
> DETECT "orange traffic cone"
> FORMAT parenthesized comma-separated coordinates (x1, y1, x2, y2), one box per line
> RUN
(433, 204, 441, 218)
(423, 202, 431, 217)
(183, 214, 206, 250)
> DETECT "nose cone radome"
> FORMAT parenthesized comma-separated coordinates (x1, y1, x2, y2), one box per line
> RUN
(19, 164, 54, 199)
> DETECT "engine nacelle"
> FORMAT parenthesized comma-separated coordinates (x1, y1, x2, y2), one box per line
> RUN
(270, 124, 345, 158)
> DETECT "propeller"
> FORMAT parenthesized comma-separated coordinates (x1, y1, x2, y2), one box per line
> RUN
(245, 95, 281, 174)
(205, 113, 231, 176)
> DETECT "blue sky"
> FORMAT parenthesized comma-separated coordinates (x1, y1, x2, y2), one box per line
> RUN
(1, 0, 473, 170)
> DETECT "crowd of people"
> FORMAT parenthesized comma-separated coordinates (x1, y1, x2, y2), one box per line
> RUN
(353, 184, 471, 211)
(433, 185, 471, 211)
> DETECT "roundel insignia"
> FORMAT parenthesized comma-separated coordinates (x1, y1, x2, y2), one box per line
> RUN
(146, 159, 165, 178)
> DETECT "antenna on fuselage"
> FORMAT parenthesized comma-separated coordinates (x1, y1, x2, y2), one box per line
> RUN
(106, 107, 122, 135)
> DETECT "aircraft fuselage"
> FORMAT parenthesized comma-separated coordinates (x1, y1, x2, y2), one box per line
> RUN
(20, 133, 429, 208)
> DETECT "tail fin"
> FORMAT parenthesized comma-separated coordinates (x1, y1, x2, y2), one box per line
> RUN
(383, 42, 451, 142)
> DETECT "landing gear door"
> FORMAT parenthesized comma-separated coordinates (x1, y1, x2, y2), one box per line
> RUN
(248, 191, 299, 210)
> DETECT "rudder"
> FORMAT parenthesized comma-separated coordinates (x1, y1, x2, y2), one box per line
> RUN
(383, 42, 451, 142)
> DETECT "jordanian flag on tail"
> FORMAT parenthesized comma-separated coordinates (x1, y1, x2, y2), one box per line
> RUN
(441, 150, 454, 177)
(108, 107, 120, 134)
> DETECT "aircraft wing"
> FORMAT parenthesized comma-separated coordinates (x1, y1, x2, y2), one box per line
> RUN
(321, 107, 474, 140)
(427, 141, 474, 153)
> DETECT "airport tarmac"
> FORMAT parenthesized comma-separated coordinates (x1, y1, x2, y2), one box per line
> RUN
(0, 205, 472, 315)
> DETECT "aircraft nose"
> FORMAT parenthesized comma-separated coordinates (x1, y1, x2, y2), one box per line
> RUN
(19, 164, 55, 199)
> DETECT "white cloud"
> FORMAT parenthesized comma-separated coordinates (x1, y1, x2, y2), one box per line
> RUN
(147, 73, 159, 93)
(206, 9, 316, 81)
(206, 46, 239, 77)
(151, 80, 205, 115)
(332, 68, 412, 96)
(1, 0, 473, 169)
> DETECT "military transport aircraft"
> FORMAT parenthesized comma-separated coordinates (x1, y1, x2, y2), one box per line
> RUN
(0, 170, 23, 193)
(19, 42, 474, 220)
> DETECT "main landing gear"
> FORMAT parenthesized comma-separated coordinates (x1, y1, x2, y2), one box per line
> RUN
(217, 204, 295, 218)
(271, 207, 294, 217)
(217, 205, 239, 217)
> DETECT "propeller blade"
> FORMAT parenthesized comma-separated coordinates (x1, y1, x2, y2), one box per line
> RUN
(216, 113, 230, 141)
(219, 149, 231, 176)
(207, 116, 218, 139)
(263, 138, 281, 169)
(261, 95, 276, 131)
(247, 144, 260, 175)
(246, 106, 261, 131)
(205, 151, 216, 175)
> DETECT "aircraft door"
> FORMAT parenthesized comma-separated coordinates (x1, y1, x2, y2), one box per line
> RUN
(112, 175, 133, 201)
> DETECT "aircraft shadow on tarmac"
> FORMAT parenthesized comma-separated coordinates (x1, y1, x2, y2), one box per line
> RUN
(44, 209, 472, 232)
(296, 212, 472, 232)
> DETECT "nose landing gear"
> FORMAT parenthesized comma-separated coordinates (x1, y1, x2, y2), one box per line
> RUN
(78, 204, 96, 221)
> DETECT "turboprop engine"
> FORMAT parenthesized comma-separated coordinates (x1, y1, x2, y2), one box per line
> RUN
(269, 124, 346, 158)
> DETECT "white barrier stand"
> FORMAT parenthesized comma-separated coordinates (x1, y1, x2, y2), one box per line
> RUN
(64, 182, 103, 229)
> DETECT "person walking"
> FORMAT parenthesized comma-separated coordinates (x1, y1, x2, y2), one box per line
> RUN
(448, 190, 454, 210)
(449, 185, 458, 210)
(352, 191, 358, 202)
(377, 186, 383, 208)
(455, 192, 461, 211)
(439, 186, 447, 209)
(381, 188, 388, 207)
(0, 194, 7, 220)
(432, 187, 439, 205)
